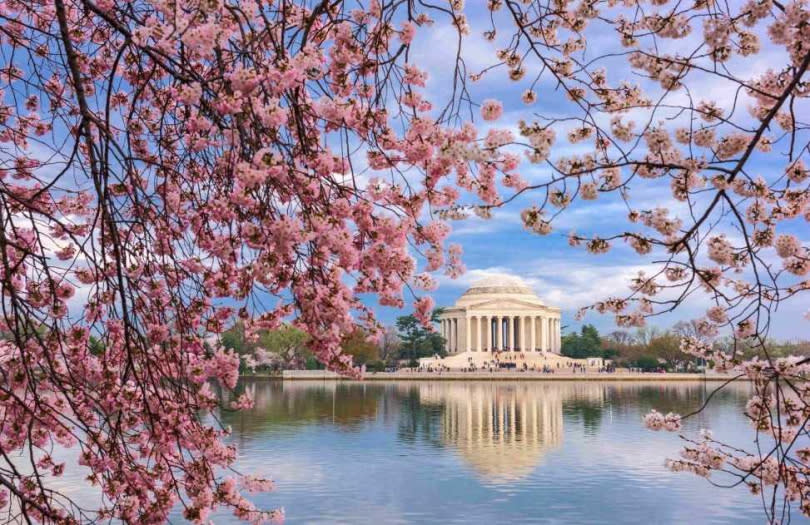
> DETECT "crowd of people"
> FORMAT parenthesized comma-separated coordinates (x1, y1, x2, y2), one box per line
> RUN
(407, 352, 618, 374)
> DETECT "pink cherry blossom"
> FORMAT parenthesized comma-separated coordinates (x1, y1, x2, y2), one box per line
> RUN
(1, 0, 810, 522)
(480, 99, 503, 121)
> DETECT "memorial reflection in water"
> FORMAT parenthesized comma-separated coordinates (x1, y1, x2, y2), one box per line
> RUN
(222, 380, 614, 483)
(419, 382, 567, 482)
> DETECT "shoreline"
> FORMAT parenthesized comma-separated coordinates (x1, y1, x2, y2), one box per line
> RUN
(262, 371, 746, 382)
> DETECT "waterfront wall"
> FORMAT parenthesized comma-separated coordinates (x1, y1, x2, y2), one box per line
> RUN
(282, 370, 340, 379)
(281, 370, 740, 381)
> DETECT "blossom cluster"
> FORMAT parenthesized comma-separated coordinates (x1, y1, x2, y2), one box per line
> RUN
(1, 0, 810, 521)
(0, 0, 528, 522)
(470, 0, 810, 517)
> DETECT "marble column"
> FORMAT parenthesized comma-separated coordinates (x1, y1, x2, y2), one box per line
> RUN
(511, 317, 515, 350)
(531, 316, 536, 351)
(454, 318, 459, 353)
(551, 318, 556, 352)
(541, 317, 548, 352)
(555, 318, 561, 353)
(554, 319, 560, 354)
(495, 315, 503, 350)
(451, 318, 456, 354)
(520, 316, 526, 352)
(466, 316, 471, 352)
(508, 316, 514, 350)
(485, 315, 491, 352)
(479, 316, 485, 352)
(476, 317, 482, 352)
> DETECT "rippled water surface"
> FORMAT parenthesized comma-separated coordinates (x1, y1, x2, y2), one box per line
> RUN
(200, 379, 785, 524)
(39, 379, 798, 523)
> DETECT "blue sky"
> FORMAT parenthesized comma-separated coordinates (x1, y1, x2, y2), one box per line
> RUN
(35, 3, 808, 342)
(366, 4, 810, 342)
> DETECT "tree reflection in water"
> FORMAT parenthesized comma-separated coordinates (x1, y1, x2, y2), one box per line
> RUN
(218, 380, 385, 439)
(216, 380, 750, 483)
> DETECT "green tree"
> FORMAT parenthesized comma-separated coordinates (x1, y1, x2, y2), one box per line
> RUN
(341, 329, 379, 366)
(257, 325, 311, 368)
(633, 355, 661, 371)
(561, 324, 603, 359)
(395, 308, 446, 362)
(647, 332, 684, 366)
(221, 326, 247, 354)
(221, 322, 310, 371)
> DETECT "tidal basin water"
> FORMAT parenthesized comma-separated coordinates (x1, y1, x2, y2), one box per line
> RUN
(206, 379, 783, 524)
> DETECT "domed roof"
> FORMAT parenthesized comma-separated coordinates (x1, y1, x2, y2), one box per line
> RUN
(468, 274, 533, 294)
(453, 273, 543, 307)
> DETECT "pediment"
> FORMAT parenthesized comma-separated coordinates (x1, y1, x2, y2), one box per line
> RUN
(464, 298, 547, 311)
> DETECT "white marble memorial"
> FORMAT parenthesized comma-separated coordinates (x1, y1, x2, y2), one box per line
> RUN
(421, 275, 604, 370)
(438, 275, 561, 354)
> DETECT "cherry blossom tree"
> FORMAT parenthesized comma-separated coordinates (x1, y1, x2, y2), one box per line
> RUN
(0, 0, 482, 522)
(454, 0, 809, 521)
(1, 0, 809, 522)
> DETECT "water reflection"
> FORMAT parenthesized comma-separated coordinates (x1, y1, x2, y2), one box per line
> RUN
(419, 383, 564, 483)
(44, 379, 762, 524)
(222, 380, 745, 485)
(221, 380, 384, 437)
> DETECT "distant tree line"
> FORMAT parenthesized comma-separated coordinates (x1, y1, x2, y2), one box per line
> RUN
(11, 320, 807, 376)
(219, 308, 447, 374)
(562, 322, 810, 372)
